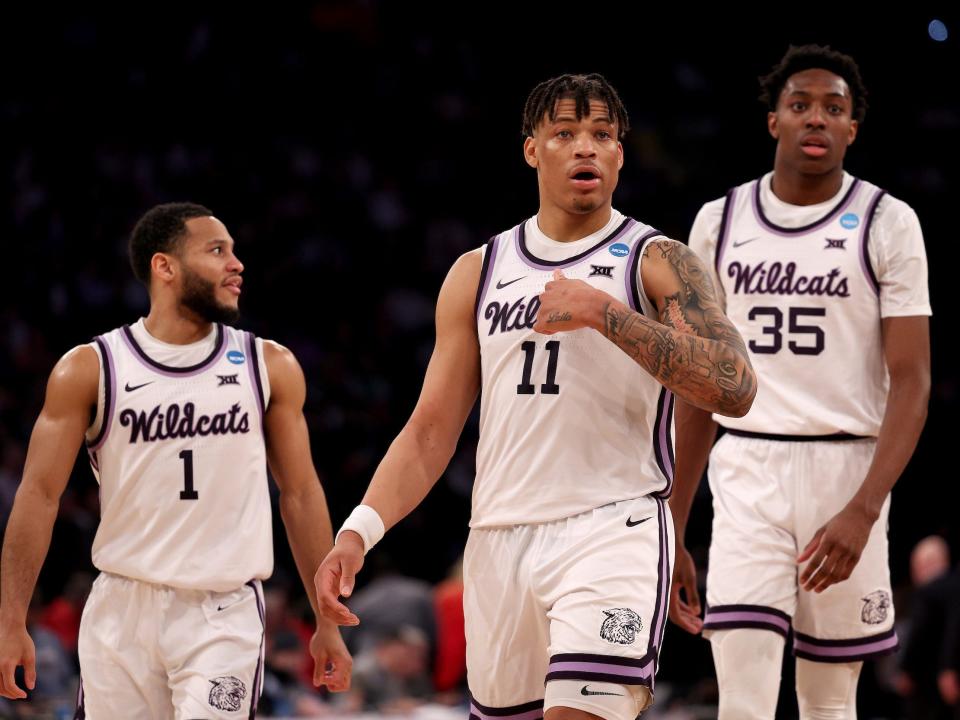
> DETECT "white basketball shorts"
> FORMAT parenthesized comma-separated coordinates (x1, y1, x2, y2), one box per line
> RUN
(76, 572, 265, 718)
(702, 433, 897, 663)
(464, 495, 673, 719)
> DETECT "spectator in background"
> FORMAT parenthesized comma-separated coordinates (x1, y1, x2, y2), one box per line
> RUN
(344, 625, 433, 714)
(896, 535, 960, 719)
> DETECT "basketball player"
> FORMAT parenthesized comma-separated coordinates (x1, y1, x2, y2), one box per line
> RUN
(316, 74, 757, 720)
(0, 203, 352, 717)
(668, 46, 931, 719)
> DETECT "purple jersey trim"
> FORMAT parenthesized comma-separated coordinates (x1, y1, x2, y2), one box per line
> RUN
(475, 235, 502, 322)
(515, 217, 636, 271)
(86, 336, 116, 451)
(121, 323, 226, 377)
(725, 429, 872, 442)
(625, 229, 665, 315)
(653, 389, 675, 494)
(245, 332, 266, 422)
(794, 628, 898, 662)
(859, 189, 885, 296)
(751, 176, 862, 237)
(714, 187, 737, 273)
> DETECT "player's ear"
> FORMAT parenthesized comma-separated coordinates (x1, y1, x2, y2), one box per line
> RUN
(767, 111, 779, 140)
(151, 252, 177, 285)
(523, 135, 538, 169)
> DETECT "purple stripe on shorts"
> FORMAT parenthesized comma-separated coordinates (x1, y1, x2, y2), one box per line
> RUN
(469, 702, 544, 720)
(794, 628, 898, 662)
(74, 674, 85, 719)
(470, 708, 542, 720)
(247, 580, 266, 718)
(751, 176, 862, 237)
(547, 660, 652, 679)
(650, 498, 670, 667)
(704, 604, 792, 636)
(475, 234, 503, 322)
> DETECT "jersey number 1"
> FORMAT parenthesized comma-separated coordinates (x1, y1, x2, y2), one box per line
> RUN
(517, 340, 560, 395)
(179, 449, 199, 500)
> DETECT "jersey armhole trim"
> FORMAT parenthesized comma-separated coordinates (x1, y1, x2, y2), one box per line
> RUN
(86, 336, 114, 451)
(627, 229, 664, 315)
(474, 235, 500, 321)
(246, 332, 266, 420)
(860, 189, 886, 296)
(714, 188, 736, 273)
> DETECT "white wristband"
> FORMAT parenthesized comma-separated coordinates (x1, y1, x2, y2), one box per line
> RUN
(335, 505, 385, 556)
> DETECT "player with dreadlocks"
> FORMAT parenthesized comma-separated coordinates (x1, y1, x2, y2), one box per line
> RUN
(317, 72, 756, 720)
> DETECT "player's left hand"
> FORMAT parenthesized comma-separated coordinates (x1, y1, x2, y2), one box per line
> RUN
(798, 503, 876, 593)
(533, 270, 608, 335)
(310, 622, 352, 692)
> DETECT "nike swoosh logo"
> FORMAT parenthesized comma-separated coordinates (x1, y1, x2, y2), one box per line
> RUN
(731, 237, 761, 248)
(124, 381, 154, 392)
(581, 686, 623, 697)
(496, 276, 526, 289)
(626, 516, 653, 527)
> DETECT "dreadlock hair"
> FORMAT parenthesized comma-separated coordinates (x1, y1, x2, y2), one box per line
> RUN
(129, 202, 213, 287)
(522, 73, 630, 140)
(759, 44, 868, 123)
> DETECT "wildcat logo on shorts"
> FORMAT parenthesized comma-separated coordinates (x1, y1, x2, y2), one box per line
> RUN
(208, 676, 247, 712)
(861, 590, 891, 625)
(600, 608, 643, 645)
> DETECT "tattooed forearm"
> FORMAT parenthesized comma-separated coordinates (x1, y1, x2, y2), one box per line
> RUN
(602, 302, 755, 416)
(606, 240, 756, 416)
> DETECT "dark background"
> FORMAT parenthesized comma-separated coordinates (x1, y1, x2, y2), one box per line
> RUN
(1, 5, 955, 717)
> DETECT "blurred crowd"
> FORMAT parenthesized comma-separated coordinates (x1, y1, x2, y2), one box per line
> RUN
(1, 5, 957, 719)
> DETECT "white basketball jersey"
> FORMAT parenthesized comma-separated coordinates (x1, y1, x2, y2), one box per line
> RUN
(84, 322, 273, 591)
(699, 174, 927, 436)
(471, 213, 673, 528)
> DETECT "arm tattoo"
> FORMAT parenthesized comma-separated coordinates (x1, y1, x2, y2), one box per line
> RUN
(605, 241, 755, 416)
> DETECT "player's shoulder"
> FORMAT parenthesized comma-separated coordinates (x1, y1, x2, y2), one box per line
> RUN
(873, 191, 919, 225)
(45, 344, 100, 405)
(697, 195, 729, 218)
(260, 339, 297, 369)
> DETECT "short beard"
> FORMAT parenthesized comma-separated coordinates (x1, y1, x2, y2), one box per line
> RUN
(180, 266, 240, 325)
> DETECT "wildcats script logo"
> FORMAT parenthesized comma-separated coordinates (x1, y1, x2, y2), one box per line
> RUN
(484, 295, 541, 336)
(119, 402, 250, 443)
(727, 261, 850, 297)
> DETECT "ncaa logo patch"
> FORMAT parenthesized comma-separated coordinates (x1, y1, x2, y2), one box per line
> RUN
(208, 676, 247, 712)
(226, 350, 245, 365)
(600, 608, 643, 645)
(861, 590, 891, 625)
(609, 242, 630, 258)
(840, 213, 860, 229)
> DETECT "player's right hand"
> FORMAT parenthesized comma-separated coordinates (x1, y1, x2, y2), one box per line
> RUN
(0, 623, 35, 700)
(315, 532, 364, 626)
(669, 544, 703, 634)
